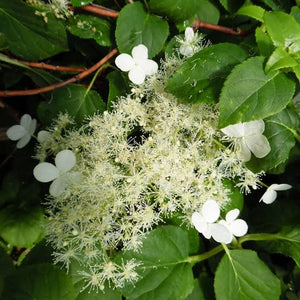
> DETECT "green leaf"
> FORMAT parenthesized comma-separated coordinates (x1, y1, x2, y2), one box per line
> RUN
(37, 84, 106, 125)
(0, 32, 7, 49)
(0, 173, 20, 206)
(149, 0, 202, 22)
(293, 64, 300, 83)
(0, 248, 14, 298)
(0, 0, 68, 60)
(236, 5, 265, 22)
(264, 11, 300, 53)
(260, 227, 300, 268)
(258, 0, 278, 10)
(0, 205, 45, 248)
(255, 27, 274, 57)
(214, 249, 281, 300)
(24, 68, 59, 87)
(0, 53, 30, 69)
(196, 0, 220, 24)
(2, 263, 76, 300)
(107, 71, 130, 111)
(218, 0, 245, 12)
(68, 15, 111, 47)
(0, 248, 14, 279)
(166, 216, 201, 255)
(186, 279, 206, 300)
(186, 276, 214, 300)
(247, 107, 299, 172)
(265, 47, 298, 73)
(115, 2, 169, 58)
(115, 225, 194, 300)
(76, 286, 121, 300)
(221, 179, 244, 217)
(290, 6, 300, 24)
(219, 56, 295, 128)
(167, 43, 248, 104)
(71, 0, 93, 7)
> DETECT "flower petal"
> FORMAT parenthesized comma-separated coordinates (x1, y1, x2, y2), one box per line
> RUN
(237, 139, 252, 162)
(260, 188, 277, 204)
(16, 134, 31, 149)
(225, 208, 240, 222)
(191, 212, 207, 233)
(245, 134, 271, 158)
(210, 223, 233, 244)
(6, 125, 26, 141)
(221, 123, 244, 138)
(202, 200, 220, 223)
(128, 67, 146, 85)
(28, 118, 37, 136)
(49, 176, 68, 197)
(33, 162, 59, 183)
(115, 53, 134, 72)
(37, 130, 51, 143)
(202, 225, 212, 239)
(229, 219, 248, 237)
(140, 59, 158, 76)
(132, 44, 148, 60)
(185, 27, 194, 42)
(270, 183, 292, 191)
(179, 45, 194, 57)
(244, 120, 265, 135)
(55, 150, 76, 172)
(20, 114, 33, 130)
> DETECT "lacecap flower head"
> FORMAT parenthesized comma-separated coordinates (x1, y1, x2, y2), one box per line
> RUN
(6, 114, 37, 149)
(115, 44, 158, 85)
(221, 120, 271, 162)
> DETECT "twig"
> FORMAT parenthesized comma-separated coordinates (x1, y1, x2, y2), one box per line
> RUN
(15, 60, 87, 72)
(193, 18, 248, 36)
(79, 3, 119, 18)
(0, 48, 118, 97)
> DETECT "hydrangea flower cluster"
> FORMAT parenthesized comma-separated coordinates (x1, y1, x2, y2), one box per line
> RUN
(32, 43, 280, 290)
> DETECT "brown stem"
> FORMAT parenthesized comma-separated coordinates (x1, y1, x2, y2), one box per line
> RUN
(193, 19, 248, 36)
(79, 3, 119, 18)
(0, 48, 118, 97)
(15, 60, 87, 72)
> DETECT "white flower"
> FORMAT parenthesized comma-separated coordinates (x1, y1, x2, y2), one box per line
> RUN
(219, 209, 248, 243)
(179, 27, 197, 56)
(260, 183, 292, 204)
(33, 150, 77, 197)
(6, 114, 37, 149)
(192, 200, 232, 244)
(37, 130, 51, 143)
(221, 120, 271, 162)
(115, 44, 158, 85)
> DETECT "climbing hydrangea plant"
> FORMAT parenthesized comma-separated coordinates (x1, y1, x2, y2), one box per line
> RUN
(0, 0, 300, 299)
